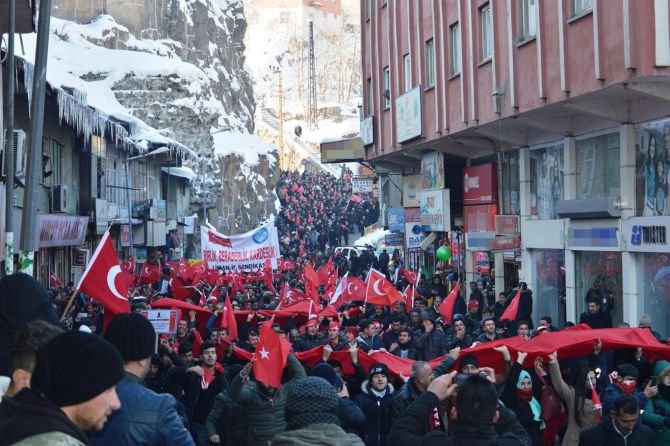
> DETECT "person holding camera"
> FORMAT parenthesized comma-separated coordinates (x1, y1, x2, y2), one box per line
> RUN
(642, 360, 670, 446)
(387, 371, 527, 446)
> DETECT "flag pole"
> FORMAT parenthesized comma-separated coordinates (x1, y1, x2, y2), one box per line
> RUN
(60, 289, 79, 321)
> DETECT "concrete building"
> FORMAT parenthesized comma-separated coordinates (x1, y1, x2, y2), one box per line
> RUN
(360, 0, 670, 332)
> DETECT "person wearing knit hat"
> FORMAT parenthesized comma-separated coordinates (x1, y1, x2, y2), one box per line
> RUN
(89, 312, 195, 446)
(354, 363, 395, 446)
(0, 273, 60, 378)
(459, 355, 481, 374)
(293, 318, 326, 352)
(272, 376, 364, 446)
(0, 331, 123, 445)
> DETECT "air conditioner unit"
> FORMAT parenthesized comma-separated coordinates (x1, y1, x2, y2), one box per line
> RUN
(1, 129, 26, 178)
(53, 184, 68, 212)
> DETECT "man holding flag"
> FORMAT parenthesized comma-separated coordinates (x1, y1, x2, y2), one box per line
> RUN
(229, 321, 306, 446)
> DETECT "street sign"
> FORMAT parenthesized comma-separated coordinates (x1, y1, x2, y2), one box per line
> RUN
(142, 309, 179, 334)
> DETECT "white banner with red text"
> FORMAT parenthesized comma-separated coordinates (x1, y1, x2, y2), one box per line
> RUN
(200, 222, 280, 271)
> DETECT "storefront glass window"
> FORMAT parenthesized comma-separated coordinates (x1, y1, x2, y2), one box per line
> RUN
(501, 151, 520, 215)
(576, 132, 620, 200)
(635, 120, 670, 216)
(532, 250, 566, 327)
(640, 253, 670, 339)
(575, 251, 622, 326)
(530, 144, 563, 219)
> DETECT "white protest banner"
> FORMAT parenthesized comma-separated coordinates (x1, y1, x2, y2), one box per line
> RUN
(200, 220, 281, 271)
(142, 309, 179, 334)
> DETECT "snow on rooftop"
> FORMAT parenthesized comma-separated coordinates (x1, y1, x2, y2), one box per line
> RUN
(354, 229, 390, 248)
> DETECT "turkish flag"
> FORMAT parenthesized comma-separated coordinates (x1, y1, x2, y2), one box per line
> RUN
(439, 281, 461, 323)
(500, 288, 522, 322)
(402, 285, 418, 310)
(365, 268, 404, 306)
(303, 263, 320, 302)
(253, 321, 292, 388)
(316, 258, 336, 286)
(279, 258, 295, 271)
(329, 274, 366, 307)
(220, 295, 238, 341)
(50, 272, 63, 288)
(77, 230, 130, 316)
(120, 258, 135, 288)
(279, 282, 308, 307)
(170, 276, 192, 301)
(398, 268, 418, 285)
(138, 262, 160, 286)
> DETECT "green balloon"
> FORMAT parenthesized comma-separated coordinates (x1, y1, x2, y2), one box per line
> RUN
(436, 245, 452, 261)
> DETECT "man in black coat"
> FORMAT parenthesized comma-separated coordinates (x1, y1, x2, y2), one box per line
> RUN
(415, 313, 448, 360)
(578, 394, 654, 446)
(387, 372, 526, 446)
(389, 328, 421, 360)
(579, 297, 613, 329)
(293, 319, 327, 352)
(354, 363, 395, 446)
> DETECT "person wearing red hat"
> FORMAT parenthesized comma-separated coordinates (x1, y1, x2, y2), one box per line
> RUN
(293, 319, 327, 352)
(325, 321, 347, 351)
(463, 299, 481, 335)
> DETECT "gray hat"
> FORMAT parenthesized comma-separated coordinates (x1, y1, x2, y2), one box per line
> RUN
(284, 376, 340, 430)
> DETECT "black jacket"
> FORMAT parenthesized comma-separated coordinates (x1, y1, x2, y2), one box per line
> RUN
(387, 391, 527, 446)
(389, 356, 456, 428)
(293, 333, 326, 352)
(205, 389, 247, 446)
(354, 381, 396, 446)
(578, 415, 654, 446)
(339, 396, 366, 434)
(0, 388, 90, 445)
(500, 363, 543, 446)
(168, 364, 225, 425)
(415, 329, 448, 360)
(579, 311, 613, 329)
(89, 371, 194, 446)
(392, 340, 422, 361)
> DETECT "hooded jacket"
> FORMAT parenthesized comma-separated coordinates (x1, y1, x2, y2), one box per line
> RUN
(0, 388, 89, 446)
(642, 360, 670, 446)
(353, 380, 395, 446)
(271, 423, 364, 446)
(578, 415, 654, 446)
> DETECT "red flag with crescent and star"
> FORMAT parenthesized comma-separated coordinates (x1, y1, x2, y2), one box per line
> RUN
(439, 281, 461, 323)
(76, 230, 130, 316)
(500, 288, 522, 322)
(50, 272, 63, 288)
(329, 273, 366, 307)
(138, 262, 160, 286)
(253, 321, 292, 388)
(365, 268, 404, 306)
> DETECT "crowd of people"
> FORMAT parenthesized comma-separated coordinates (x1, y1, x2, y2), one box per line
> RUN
(0, 169, 669, 446)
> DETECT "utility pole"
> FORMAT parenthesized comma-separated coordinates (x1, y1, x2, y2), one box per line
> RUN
(308, 20, 318, 130)
(277, 69, 285, 171)
(20, 0, 52, 275)
(4, 0, 16, 275)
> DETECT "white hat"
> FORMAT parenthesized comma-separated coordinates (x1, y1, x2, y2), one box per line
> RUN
(79, 325, 92, 334)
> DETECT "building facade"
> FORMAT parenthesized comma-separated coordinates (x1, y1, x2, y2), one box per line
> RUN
(361, 0, 670, 332)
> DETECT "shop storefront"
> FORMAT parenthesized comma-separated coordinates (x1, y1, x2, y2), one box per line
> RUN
(33, 214, 89, 286)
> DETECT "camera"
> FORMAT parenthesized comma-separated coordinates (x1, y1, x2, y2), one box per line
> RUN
(454, 371, 488, 386)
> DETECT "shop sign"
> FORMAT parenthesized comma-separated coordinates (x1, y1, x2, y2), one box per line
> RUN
(495, 215, 520, 236)
(492, 235, 521, 252)
(387, 208, 405, 232)
(623, 217, 670, 252)
(464, 204, 497, 233)
(360, 116, 374, 146)
(396, 86, 422, 143)
(405, 223, 426, 252)
(352, 176, 374, 193)
(72, 249, 89, 267)
(463, 164, 497, 205)
(404, 207, 421, 222)
(37, 214, 89, 248)
(135, 247, 148, 263)
(474, 251, 490, 274)
(420, 189, 451, 232)
(384, 233, 404, 246)
(402, 175, 421, 207)
(420, 152, 445, 190)
(465, 232, 495, 252)
(568, 226, 619, 249)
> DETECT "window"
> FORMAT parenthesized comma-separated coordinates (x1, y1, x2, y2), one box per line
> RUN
(519, 0, 536, 41)
(576, 252, 623, 327)
(106, 158, 119, 205)
(365, 0, 371, 20)
(480, 4, 493, 60)
(576, 132, 620, 200)
(640, 253, 670, 340)
(529, 144, 563, 219)
(383, 66, 391, 109)
(403, 54, 412, 92)
(449, 22, 461, 75)
(91, 134, 106, 157)
(634, 119, 670, 216)
(532, 250, 566, 327)
(50, 139, 62, 185)
(501, 151, 520, 214)
(425, 39, 435, 88)
(571, 0, 593, 17)
(366, 77, 373, 116)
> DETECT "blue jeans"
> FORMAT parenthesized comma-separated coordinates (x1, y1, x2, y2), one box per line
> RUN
(192, 422, 211, 446)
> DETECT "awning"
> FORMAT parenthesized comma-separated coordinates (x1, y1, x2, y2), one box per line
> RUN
(161, 166, 196, 182)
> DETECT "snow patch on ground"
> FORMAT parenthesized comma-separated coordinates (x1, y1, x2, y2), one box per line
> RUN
(212, 130, 277, 166)
(354, 229, 390, 247)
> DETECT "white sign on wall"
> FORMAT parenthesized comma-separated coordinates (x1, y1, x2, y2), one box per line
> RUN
(361, 116, 374, 146)
(351, 177, 374, 193)
(396, 86, 423, 143)
(405, 222, 426, 251)
(420, 189, 451, 232)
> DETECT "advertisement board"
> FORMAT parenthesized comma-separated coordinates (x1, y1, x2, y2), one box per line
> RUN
(351, 177, 374, 193)
(387, 208, 405, 232)
(402, 175, 421, 207)
(361, 116, 374, 146)
(37, 214, 89, 248)
(396, 86, 422, 143)
(463, 163, 497, 205)
(420, 189, 451, 232)
(201, 220, 281, 271)
(623, 216, 670, 253)
(384, 233, 404, 246)
(404, 207, 421, 222)
(405, 223, 426, 252)
(420, 152, 445, 190)
(464, 204, 497, 233)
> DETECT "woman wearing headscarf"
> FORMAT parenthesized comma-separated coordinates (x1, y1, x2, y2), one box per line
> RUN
(501, 351, 544, 446)
(642, 360, 670, 446)
(547, 346, 603, 446)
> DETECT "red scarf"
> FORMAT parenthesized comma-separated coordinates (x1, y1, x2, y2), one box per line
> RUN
(201, 363, 225, 389)
(516, 387, 534, 402)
